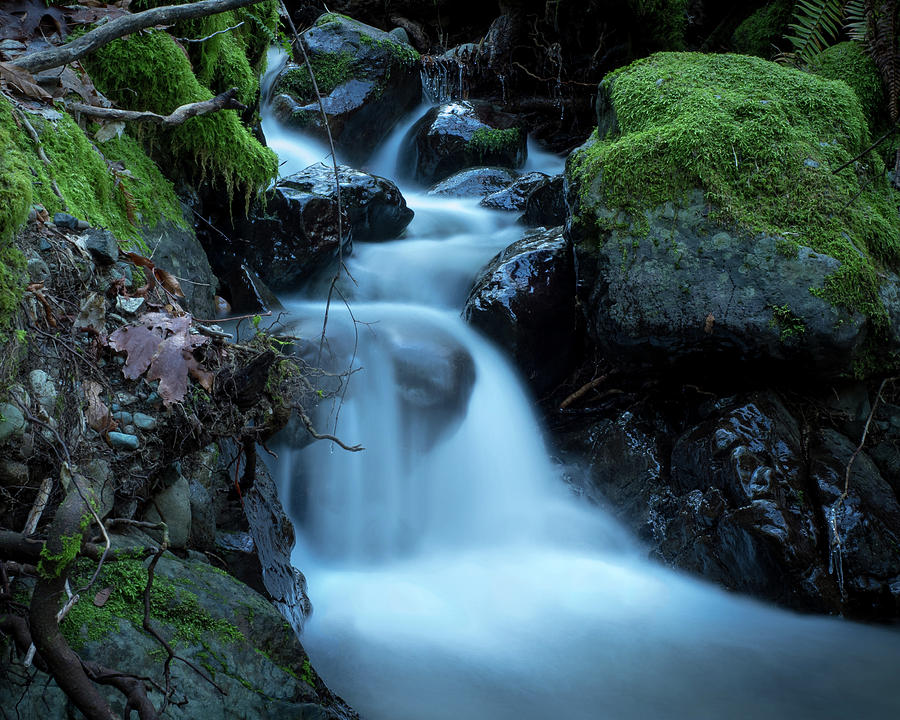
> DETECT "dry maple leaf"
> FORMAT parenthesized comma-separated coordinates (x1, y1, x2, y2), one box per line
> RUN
(0, 61, 51, 100)
(84, 379, 116, 433)
(108, 311, 210, 406)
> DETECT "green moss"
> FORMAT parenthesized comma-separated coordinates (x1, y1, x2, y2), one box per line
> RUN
(771, 304, 806, 341)
(61, 558, 243, 650)
(315, 12, 353, 27)
(732, 1, 793, 58)
(570, 52, 899, 337)
(809, 42, 884, 128)
(179, 1, 279, 106)
(300, 657, 315, 688)
(467, 127, 521, 160)
(37, 532, 82, 579)
(274, 52, 357, 102)
(628, 0, 689, 49)
(83, 30, 277, 206)
(359, 32, 420, 66)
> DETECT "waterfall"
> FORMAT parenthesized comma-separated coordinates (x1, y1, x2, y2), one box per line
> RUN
(259, 55, 900, 720)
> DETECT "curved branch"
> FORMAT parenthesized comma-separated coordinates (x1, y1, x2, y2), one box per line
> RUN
(12, 0, 266, 74)
(69, 88, 247, 127)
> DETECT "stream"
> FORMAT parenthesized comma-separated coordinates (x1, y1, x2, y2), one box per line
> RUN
(259, 54, 900, 720)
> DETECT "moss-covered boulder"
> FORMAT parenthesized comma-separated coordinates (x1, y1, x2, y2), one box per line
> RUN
(400, 101, 527, 185)
(567, 52, 900, 379)
(1, 550, 356, 719)
(271, 13, 421, 164)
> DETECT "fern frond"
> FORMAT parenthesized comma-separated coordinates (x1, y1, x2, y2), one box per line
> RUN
(787, 0, 846, 63)
(868, 1, 900, 120)
(845, 0, 869, 40)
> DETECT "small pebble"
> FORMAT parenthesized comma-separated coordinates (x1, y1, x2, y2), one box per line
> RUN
(133, 412, 157, 431)
(124, 424, 136, 435)
(112, 411, 133, 425)
(54, 212, 81, 229)
(147, 392, 162, 406)
(108, 432, 139, 450)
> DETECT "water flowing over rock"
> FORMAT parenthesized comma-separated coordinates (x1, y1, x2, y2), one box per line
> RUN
(480, 171, 549, 211)
(270, 13, 421, 164)
(277, 162, 414, 242)
(428, 166, 519, 198)
(400, 100, 527, 184)
(464, 227, 575, 395)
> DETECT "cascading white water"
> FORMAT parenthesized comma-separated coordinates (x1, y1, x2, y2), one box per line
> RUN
(261, 52, 900, 719)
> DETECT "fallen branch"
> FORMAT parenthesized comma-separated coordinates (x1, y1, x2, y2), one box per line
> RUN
(69, 88, 246, 127)
(560, 374, 609, 410)
(12, 0, 268, 75)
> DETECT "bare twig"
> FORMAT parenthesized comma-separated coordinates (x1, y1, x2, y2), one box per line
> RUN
(12, 0, 268, 74)
(22, 478, 54, 536)
(176, 21, 245, 43)
(841, 378, 889, 500)
(69, 88, 246, 126)
(297, 407, 363, 452)
(559, 373, 609, 410)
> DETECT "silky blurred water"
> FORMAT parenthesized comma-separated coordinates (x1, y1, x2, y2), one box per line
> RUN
(261, 50, 900, 719)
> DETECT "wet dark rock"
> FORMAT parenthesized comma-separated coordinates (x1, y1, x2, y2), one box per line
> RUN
(145, 215, 218, 319)
(567, 163, 895, 379)
(522, 174, 566, 227)
(555, 390, 900, 617)
(429, 166, 519, 198)
(401, 100, 527, 185)
(218, 264, 283, 315)
(280, 162, 413, 242)
(464, 226, 575, 395)
(83, 228, 119, 265)
(235, 181, 350, 291)
(271, 13, 421, 164)
(809, 429, 900, 617)
(480, 171, 548, 211)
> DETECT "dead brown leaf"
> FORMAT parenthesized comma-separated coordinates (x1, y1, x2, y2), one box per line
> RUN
(84, 379, 116, 433)
(154, 268, 185, 298)
(0, 61, 51, 100)
(93, 586, 113, 607)
(107, 311, 210, 406)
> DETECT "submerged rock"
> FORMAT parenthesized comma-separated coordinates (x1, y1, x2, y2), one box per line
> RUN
(567, 52, 900, 379)
(279, 162, 413, 242)
(464, 227, 575, 395)
(401, 100, 527, 184)
(428, 166, 519, 198)
(271, 13, 421, 164)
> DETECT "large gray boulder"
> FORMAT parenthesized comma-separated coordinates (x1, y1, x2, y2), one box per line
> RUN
(271, 13, 421, 164)
(567, 52, 900, 379)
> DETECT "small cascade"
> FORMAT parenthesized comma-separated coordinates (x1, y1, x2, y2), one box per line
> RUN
(257, 65, 900, 720)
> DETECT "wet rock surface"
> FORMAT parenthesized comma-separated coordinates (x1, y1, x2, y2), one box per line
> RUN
(271, 13, 421, 164)
(429, 166, 519, 198)
(480, 171, 549, 211)
(235, 180, 351, 291)
(401, 100, 527, 185)
(552, 389, 900, 617)
(278, 162, 413, 242)
(464, 227, 575, 395)
(522, 174, 566, 227)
